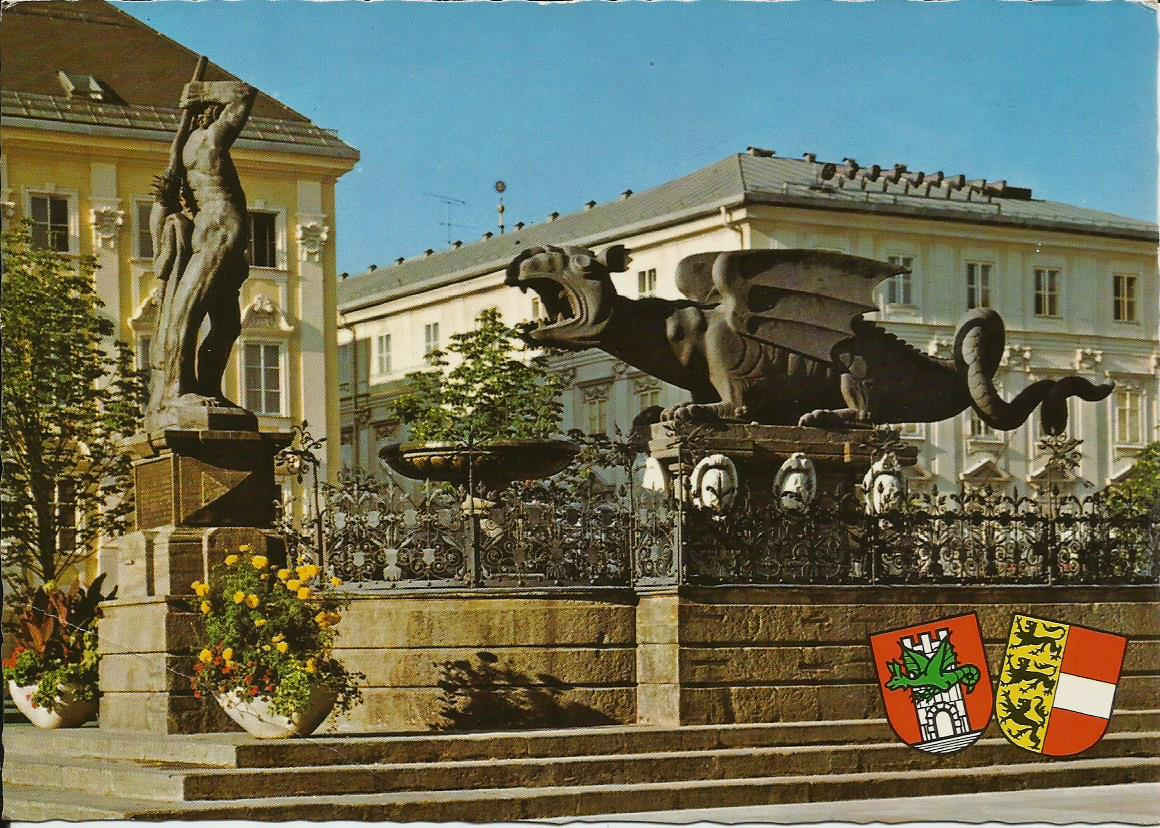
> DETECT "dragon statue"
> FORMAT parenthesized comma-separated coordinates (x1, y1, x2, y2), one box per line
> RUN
(505, 245, 1113, 433)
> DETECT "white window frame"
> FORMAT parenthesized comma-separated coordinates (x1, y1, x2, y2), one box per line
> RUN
(246, 203, 288, 271)
(1114, 387, 1144, 447)
(24, 187, 80, 254)
(132, 197, 155, 261)
(965, 261, 992, 310)
(636, 387, 661, 412)
(239, 339, 287, 417)
(1112, 273, 1138, 324)
(884, 254, 915, 306)
(375, 333, 391, 376)
(1033, 267, 1061, 318)
(586, 397, 609, 436)
(638, 268, 657, 298)
(423, 322, 440, 357)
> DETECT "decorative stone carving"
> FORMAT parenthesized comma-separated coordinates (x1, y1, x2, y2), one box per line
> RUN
(1000, 345, 1032, 373)
(611, 360, 629, 376)
(862, 452, 908, 514)
(1, 190, 17, 222)
(296, 219, 330, 263)
(774, 453, 816, 512)
(581, 382, 612, 403)
(1075, 348, 1103, 373)
(129, 287, 163, 334)
(90, 204, 124, 250)
(633, 377, 661, 395)
(241, 294, 292, 331)
(690, 454, 738, 513)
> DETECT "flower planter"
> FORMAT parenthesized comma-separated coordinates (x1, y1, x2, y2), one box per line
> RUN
(380, 439, 579, 489)
(216, 685, 337, 739)
(7, 680, 97, 729)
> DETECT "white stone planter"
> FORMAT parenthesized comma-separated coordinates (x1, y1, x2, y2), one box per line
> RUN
(7, 679, 98, 729)
(215, 685, 336, 739)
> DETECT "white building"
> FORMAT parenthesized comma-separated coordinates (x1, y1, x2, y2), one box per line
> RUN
(337, 149, 1157, 494)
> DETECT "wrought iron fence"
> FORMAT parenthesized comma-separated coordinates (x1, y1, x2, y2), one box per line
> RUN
(275, 425, 1158, 589)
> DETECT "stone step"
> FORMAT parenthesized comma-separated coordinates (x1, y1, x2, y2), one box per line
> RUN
(6, 730, 1156, 804)
(0, 723, 243, 768)
(0, 783, 163, 821)
(41, 757, 1160, 822)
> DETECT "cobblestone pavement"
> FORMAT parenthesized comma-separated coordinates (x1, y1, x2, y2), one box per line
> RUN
(542, 783, 1160, 825)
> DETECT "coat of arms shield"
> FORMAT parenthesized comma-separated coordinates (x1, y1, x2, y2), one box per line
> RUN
(869, 612, 993, 754)
(996, 614, 1128, 757)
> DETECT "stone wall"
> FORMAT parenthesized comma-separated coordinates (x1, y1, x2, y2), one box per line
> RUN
(330, 590, 638, 732)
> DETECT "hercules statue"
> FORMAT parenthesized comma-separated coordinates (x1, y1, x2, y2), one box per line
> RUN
(506, 244, 1113, 435)
(148, 57, 257, 424)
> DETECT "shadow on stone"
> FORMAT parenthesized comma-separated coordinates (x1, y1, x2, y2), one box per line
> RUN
(432, 651, 616, 731)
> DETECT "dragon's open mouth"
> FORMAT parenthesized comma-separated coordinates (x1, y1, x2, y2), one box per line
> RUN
(520, 276, 581, 330)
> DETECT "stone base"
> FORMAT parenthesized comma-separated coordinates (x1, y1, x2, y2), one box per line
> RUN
(125, 428, 291, 529)
(143, 402, 258, 434)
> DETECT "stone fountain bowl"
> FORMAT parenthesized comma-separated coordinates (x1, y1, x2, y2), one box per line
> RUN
(379, 439, 579, 487)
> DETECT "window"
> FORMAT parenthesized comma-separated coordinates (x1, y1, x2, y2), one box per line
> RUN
(966, 262, 991, 309)
(423, 322, 440, 356)
(1034, 268, 1060, 317)
(376, 334, 391, 375)
(969, 411, 997, 440)
(898, 421, 922, 438)
(1115, 389, 1142, 445)
(586, 398, 608, 435)
(885, 256, 913, 305)
(30, 194, 70, 251)
(637, 387, 661, 411)
(243, 343, 282, 416)
(56, 480, 77, 556)
(136, 201, 154, 259)
(1114, 274, 1137, 322)
(249, 211, 277, 268)
(638, 268, 657, 298)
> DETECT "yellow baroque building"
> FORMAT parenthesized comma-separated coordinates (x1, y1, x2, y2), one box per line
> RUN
(2, 0, 358, 485)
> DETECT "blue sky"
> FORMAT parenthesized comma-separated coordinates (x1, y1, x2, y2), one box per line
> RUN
(114, 0, 1158, 277)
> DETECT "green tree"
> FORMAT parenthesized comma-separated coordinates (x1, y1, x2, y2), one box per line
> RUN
(1, 223, 144, 598)
(1106, 441, 1160, 513)
(391, 308, 567, 444)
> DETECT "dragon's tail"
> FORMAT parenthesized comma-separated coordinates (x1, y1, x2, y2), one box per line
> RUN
(953, 309, 1114, 435)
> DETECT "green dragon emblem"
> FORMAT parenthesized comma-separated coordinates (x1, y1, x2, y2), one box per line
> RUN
(886, 637, 981, 701)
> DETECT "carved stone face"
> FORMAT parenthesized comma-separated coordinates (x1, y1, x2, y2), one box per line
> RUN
(504, 245, 625, 350)
(195, 103, 223, 130)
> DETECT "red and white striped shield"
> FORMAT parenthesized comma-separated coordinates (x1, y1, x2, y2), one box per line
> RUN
(996, 614, 1128, 758)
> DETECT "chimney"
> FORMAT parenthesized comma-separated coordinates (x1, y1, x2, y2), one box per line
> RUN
(515, 221, 525, 230)
(802, 152, 817, 163)
(585, 200, 597, 210)
(368, 264, 377, 271)
(620, 189, 633, 200)
(746, 146, 775, 158)
(842, 158, 859, 179)
(482, 231, 494, 240)
(340, 271, 349, 280)
(547, 211, 559, 222)
(453, 240, 463, 248)
(424, 249, 434, 257)
(395, 257, 405, 265)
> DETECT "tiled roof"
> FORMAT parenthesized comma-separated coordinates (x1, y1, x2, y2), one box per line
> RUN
(2, 90, 359, 159)
(1, 0, 357, 159)
(339, 153, 1156, 312)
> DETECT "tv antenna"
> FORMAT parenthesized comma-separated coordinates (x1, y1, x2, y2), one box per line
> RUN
(495, 180, 506, 235)
(424, 192, 471, 246)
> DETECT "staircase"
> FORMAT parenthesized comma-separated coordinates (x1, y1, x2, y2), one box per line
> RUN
(5, 713, 1159, 821)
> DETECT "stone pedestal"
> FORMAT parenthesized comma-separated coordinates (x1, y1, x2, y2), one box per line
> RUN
(99, 427, 289, 734)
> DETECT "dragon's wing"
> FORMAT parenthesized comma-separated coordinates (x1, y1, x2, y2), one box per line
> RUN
(901, 646, 928, 677)
(933, 638, 958, 675)
(675, 250, 905, 363)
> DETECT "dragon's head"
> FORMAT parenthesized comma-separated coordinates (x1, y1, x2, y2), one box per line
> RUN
(505, 244, 630, 349)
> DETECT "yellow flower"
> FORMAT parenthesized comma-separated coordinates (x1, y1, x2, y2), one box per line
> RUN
(200, 600, 212, 614)
(314, 611, 328, 625)
(276, 568, 291, 581)
(195, 582, 211, 598)
(297, 586, 312, 600)
(272, 633, 285, 643)
(305, 658, 317, 674)
(326, 612, 342, 627)
(262, 645, 271, 652)
(254, 618, 267, 628)
(238, 544, 253, 553)
(296, 564, 320, 581)
(250, 555, 269, 570)
(233, 590, 245, 604)
(222, 647, 234, 662)
(275, 641, 289, 654)
(246, 594, 260, 609)
(224, 554, 239, 566)
(330, 576, 343, 588)
(198, 649, 213, 664)
(286, 579, 301, 592)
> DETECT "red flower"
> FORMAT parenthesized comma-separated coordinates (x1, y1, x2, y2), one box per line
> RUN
(249, 686, 259, 696)
(193, 691, 202, 700)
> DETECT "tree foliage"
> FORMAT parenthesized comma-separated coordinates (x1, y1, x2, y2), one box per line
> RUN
(391, 308, 567, 444)
(1, 223, 144, 596)
(1105, 441, 1160, 514)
